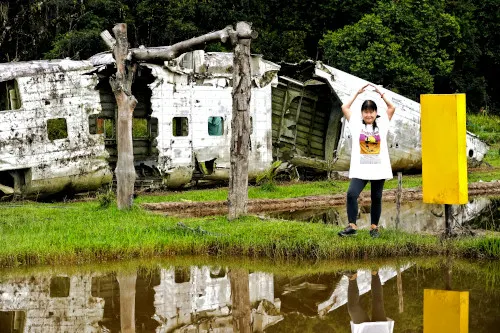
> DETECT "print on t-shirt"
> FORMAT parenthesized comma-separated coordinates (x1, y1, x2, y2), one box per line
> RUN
(359, 126, 381, 164)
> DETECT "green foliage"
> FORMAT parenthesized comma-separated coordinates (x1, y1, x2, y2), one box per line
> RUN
(467, 114, 500, 145)
(132, 118, 148, 138)
(321, 0, 460, 101)
(256, 161, 283, 191)
(0, 0, 498, 114)
(45, 29, 103, 60)
(97, 186, 116, 209)
(46, 118, 68, 141)
(135, 0, 199, 46)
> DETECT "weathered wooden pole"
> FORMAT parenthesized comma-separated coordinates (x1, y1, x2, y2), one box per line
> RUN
(228, 22, 256, 220)
(110, 23, 137, 210)
(117, 272, 137, 333)
(444, 204, 453, 237)
(396, 172, 402, 229)
(229, 268, 252, 333)
(397, 267, 404, 313)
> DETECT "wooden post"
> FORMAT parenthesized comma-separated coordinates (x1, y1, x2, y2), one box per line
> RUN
(229, 268, 252, 333)
(397, 267, 404, 313)
(228, 22, 256, 220)
(110, 23, 137, 210)
(117, 272, 137, 333)
(396, 172, 402, 229)
(444, 204, 453, 237)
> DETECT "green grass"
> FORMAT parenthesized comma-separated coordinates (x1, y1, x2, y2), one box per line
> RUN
(134, 167, 500, 204)
(1, 114, 499, 268)
(467, 113, 500, 167)
(1, 200, 499, 268)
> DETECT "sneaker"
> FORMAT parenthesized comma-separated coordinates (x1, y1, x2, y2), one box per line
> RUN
(370, 228, 380, 238)
(338, 225, 357, 237)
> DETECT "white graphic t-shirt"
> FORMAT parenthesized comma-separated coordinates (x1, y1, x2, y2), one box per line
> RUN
(350, 319, 395, 333)
(347, 114, 393, 180)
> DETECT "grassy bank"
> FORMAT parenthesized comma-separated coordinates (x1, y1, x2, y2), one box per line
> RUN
(1, 199, 499, 268)
(0, 114, 498, 268)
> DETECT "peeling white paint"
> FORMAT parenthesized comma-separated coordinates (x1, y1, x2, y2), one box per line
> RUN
(0, 60, 112, 197)
(0, 274, 104, 332)
(0, 53, 489, 196)
(153, 266, 282, 332)
(315, 62, 489, 171)
(143, 51, 279, 187)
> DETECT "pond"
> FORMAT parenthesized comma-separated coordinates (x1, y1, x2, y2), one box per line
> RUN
(0, 257, 499, 332)
(268, 197, 500, 233)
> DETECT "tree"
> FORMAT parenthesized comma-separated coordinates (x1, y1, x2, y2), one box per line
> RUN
(102, 23, 255, 211)
(117, 271, 137, 333)
(320, 0, 461, 101)
(229, 268, 252, 333)
(446, 0, 500, 114)
(321, 14, 434, 100)
(228, 22, 255, 220)
(45, 0, 132, 60)
(107, 24, 138, 210)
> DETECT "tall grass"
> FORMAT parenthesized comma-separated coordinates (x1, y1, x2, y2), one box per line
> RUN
(468, 113, 500, 167)
(1, 201, 499, 268)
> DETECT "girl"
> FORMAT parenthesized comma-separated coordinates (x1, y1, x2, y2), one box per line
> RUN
(338, 84, 396, 238)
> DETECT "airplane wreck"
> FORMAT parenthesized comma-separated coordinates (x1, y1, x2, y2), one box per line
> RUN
(0, 51, 489, 198)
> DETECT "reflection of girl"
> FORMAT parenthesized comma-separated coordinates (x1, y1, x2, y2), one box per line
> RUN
(338, 84, 396, 238)
(347, 270, 394, 333)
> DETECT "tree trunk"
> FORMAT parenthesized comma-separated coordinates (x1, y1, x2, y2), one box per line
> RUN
(228, 22, 254, 220)
(100, 22, 257, 211)
(117, 272, 137, 333)
(110, 23, 137, 210)
(229, 268, 252, 333)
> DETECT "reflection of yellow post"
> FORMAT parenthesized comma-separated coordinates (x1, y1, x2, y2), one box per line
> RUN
(424, 289, 469, 333)
(421, 94, 468, 204)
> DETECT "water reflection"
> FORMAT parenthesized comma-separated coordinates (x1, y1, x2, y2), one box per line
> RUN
(269, 197, 499, 233)
(1, 259, 499, 332)
(345, 270, 393, 332)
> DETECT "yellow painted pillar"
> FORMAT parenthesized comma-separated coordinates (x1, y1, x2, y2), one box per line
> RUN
(424, 289, 469, 333)
(421, 94, 468, 204)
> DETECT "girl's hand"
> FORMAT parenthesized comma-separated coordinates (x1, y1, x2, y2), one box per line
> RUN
(357, 84, 370, 95)
(371, 84, 383, 96)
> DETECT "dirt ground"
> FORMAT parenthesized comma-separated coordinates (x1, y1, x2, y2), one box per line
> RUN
(142, 181, 500, 217)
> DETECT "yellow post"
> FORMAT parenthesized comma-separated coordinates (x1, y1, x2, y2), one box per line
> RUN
(424, 289, 469, 333)
(421, 94, 468, 204)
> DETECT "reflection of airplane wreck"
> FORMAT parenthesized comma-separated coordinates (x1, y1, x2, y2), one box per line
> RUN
(0, 51, 489, 198)
(0, 266, 282, 333)
(0, 274, 104, 332)
(152, 266, 282, 332)
(271, 197, 496, 234)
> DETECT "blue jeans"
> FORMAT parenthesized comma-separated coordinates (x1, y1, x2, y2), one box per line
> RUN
(347, 178, 385, 226)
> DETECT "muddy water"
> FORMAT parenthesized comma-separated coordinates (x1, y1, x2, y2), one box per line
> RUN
(0, 258, 499, 332)
(269, 197, 500, 233)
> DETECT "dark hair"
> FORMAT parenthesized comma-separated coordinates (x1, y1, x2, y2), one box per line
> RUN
(361, 100, 377, 111)
(361, 100, 379, 128)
